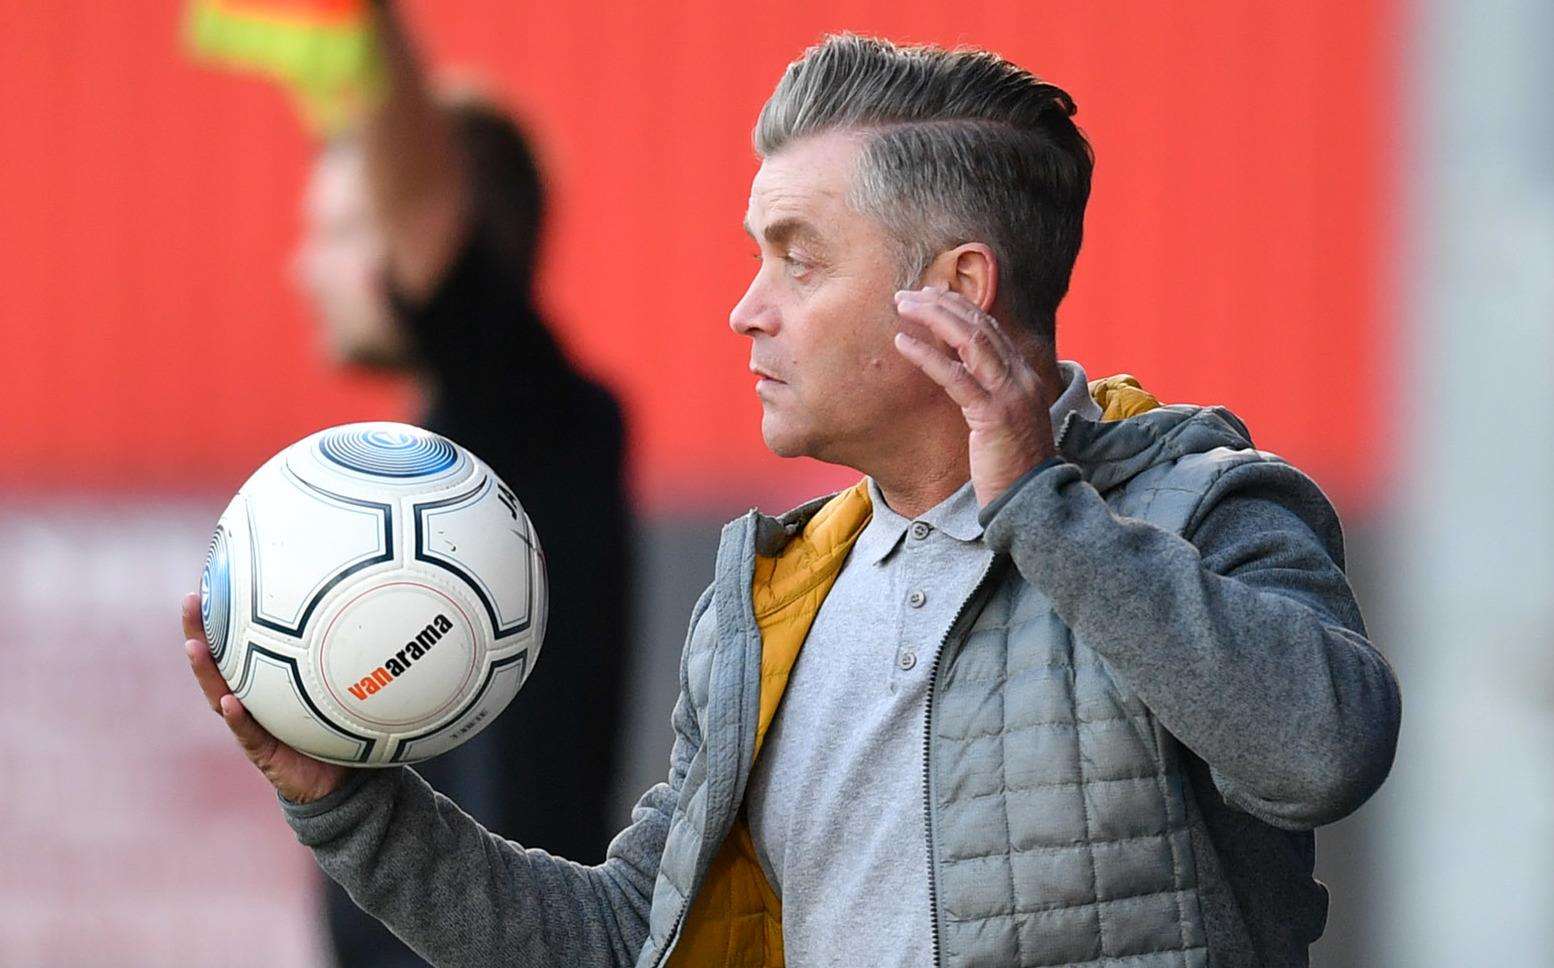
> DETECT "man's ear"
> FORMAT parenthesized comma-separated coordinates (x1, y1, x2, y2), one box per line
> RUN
(924, 243, 998, 312)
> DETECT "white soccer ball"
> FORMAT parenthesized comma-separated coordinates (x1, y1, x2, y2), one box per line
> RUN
(199, 422, 546, 766)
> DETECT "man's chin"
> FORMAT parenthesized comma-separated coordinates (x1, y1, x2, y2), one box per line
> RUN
(759, 417, 814, 460)
(761, 434, 809, 460)
(761, 423, 856, 470)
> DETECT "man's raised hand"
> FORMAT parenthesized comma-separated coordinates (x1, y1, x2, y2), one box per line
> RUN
(892, 286, 1057, 508)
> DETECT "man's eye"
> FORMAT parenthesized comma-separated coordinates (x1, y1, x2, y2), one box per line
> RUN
(783, 256, 812, 278)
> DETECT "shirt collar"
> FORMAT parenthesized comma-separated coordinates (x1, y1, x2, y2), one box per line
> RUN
(1051, 357, 1103, 430)
(851, 358, 1099, 566)
(852, 476, 984, 564)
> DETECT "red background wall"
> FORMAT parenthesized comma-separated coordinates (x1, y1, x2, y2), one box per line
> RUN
(0, 1, 1396, 512)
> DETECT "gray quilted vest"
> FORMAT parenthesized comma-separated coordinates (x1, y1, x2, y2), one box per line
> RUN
(641, 402, 1284, 968)
(928, 403, 1271, 967)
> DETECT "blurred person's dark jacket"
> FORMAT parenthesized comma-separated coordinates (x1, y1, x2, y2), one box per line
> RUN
(324, 113, 632, 968)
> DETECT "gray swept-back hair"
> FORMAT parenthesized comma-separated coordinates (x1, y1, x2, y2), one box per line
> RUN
(755, 33, 1093, 343)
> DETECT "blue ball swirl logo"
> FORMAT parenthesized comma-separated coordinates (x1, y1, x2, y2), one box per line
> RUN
(202, 527, 232, 664)
(318, 427, 459, 478)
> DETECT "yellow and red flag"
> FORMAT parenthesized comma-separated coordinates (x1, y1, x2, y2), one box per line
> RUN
(183, 0, 382, 133)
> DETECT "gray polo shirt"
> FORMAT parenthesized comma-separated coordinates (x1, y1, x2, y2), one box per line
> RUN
(744, 359, 1103, 966)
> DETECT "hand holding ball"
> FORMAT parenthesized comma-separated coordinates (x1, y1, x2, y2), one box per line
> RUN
(195, 423, 547, 768)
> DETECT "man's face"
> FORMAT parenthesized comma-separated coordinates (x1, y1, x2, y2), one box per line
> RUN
(731, 130, 946, 466)
(292, 145, 408, 367)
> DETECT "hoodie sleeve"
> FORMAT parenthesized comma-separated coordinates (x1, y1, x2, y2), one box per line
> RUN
(981, 457, 1402, 831)
(278, 589, 716, 967)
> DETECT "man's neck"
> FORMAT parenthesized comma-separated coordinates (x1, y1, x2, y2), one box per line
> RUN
(868, 441, 971, 520)
(866, 348, 1062, 519)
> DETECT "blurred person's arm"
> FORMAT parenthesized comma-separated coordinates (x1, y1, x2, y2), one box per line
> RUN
(362, 0, 470, 304)
(364, 0, 604, 428)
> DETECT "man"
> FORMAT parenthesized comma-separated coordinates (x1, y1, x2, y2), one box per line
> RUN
(184, 33, 1400, 967)
(289, 2, 631, 964)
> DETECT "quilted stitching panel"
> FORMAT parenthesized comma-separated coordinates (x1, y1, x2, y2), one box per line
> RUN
(1078, 776, 1171, 843)
(939, 672, 1076, 740)
(1008, 844, 1103, 909)
(1008, 905, 1104, 964)
(934, 562, 1206, 966)
(1090, 832, 1178, 899)
(1073, 717, 1160, 783)
(940, 785, 1089, 864)
(939, 713, 1084, 802)
(941, 917, 1018, 966)
(1099, 888, 1199, 958)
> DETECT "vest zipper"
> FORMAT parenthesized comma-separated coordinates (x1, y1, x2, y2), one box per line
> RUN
(921, 554, 1004, 968)
(651, 513, 759, 968)
(648, 905, 688, 968)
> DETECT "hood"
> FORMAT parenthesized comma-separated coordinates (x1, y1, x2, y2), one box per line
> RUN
(1057, 372, 1256, 494)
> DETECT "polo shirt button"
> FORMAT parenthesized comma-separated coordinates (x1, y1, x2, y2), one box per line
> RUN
(910, 522, 931, 540)
(897, 650, 918, 671)
(907, 590, 926, 608)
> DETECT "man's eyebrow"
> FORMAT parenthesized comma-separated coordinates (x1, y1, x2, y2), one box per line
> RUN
(742, 216, 826, 250)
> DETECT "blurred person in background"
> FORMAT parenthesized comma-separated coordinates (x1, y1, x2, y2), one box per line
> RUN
(290, 2, 632, 965)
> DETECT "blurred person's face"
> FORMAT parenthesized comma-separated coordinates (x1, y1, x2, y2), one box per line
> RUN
(292, 144, 410, 368)
(730, 130, 953, 469)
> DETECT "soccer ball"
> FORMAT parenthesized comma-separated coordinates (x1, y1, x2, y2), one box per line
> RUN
(199, 422, 546, 766)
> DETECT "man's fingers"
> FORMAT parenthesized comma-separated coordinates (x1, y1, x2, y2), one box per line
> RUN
(184, 592, 318, 796)
(186, 638, 230, 714)
(894, 331, 987, 409)
(183, 591, 230, 716)
(220, 694, 277, 762)
(895, 290, 975, 348)
(895, 292, 1011, 391)
(925, 288, 1019, 357)
(181, 592, 203, 641)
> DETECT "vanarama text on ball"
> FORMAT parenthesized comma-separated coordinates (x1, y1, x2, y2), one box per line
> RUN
(347, 614, 454, 700)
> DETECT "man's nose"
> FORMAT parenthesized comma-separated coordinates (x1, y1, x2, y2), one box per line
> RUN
(729, 274, 778, 337)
